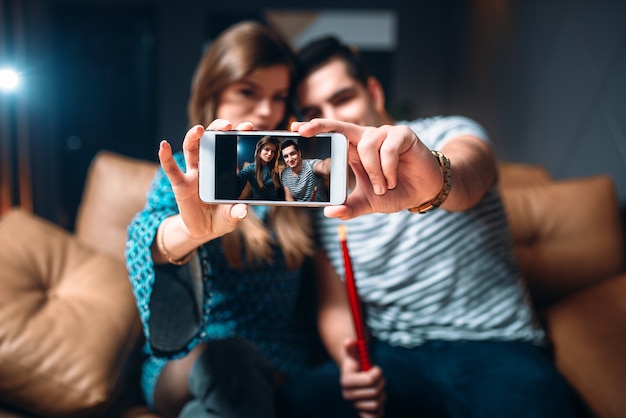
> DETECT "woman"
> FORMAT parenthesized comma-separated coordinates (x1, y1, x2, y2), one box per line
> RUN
(237, 135, 284, 200)
(126, 21, 314, 418)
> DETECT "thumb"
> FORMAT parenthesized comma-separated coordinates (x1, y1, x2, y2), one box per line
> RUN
(341, 339, 362, 374)
(229, 203, 248, 220)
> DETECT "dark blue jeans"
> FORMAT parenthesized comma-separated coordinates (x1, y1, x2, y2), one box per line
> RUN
(279, 339, 585, 418)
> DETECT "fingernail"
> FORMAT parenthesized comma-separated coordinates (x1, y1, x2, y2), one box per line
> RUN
(233, 205, 248, 219)
(373, 184, 384, 195)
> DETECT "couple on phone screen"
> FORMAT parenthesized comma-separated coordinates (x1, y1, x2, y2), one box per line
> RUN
(236, 135, 330, 203)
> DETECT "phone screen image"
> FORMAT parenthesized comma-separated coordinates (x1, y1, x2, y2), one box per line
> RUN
(200, 131, 347, 206)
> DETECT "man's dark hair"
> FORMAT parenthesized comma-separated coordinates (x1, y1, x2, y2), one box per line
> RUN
(281, 139, 299, 153)
(296, 36, 371, 87)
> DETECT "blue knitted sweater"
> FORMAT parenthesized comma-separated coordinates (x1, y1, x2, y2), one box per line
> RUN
(125, 152, 311, 408)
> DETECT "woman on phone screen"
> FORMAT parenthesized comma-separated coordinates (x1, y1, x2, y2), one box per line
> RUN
(237, 135, 284, 200)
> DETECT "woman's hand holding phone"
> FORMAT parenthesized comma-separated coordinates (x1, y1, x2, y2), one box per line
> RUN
(159, 120, 251, 248)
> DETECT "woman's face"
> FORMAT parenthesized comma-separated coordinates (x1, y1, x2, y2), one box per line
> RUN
(216, 64, 291, 131)
(258, 142, 278, 165)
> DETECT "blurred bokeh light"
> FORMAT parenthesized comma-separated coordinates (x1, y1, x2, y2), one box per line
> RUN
(0, 68, 19, 91)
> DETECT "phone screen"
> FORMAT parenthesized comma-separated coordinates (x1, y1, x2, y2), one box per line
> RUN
(200, 131, 347, 206)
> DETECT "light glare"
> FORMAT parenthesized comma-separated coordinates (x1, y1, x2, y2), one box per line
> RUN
(0, 68, 19, 91)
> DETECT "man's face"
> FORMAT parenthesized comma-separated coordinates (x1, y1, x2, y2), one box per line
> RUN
(297, 58, 383, 126)
(282, 145, 301, 168)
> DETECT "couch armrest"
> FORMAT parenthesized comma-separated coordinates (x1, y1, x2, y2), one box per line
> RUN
(501, 175, 624, 307)
(75, 151, 158, 263)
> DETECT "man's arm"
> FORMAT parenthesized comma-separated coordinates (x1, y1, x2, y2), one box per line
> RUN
(437, 135, 497, 211)
(314, 248, 355, 363)
(292, 119, 497, 220)
(283, 185, 295, 201)
(313, 157, 332, 176)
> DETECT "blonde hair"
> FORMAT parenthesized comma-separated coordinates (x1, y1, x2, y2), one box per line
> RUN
(187, 21, 313, 270)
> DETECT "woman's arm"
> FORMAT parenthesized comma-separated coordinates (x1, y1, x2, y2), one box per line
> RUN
(152, 123, 250, 265)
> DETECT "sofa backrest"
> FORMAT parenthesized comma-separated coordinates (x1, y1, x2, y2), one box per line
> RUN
(75, 151, 158, 262)
(499, 164, 624, 309)
(74, 152, 625, 311)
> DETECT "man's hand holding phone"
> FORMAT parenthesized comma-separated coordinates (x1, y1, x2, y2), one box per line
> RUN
(291, 118, 445, 220)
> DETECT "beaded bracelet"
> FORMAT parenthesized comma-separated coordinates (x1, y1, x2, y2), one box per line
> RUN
(408, 150, 452, 214)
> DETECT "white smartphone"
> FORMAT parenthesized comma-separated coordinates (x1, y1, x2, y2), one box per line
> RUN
(199, 130, 348, 206)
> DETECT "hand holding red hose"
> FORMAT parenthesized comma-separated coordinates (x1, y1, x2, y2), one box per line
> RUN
(338, 224, 371, 371)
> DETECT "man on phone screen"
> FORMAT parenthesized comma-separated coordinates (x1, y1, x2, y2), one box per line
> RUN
(280, 139, 330, 202)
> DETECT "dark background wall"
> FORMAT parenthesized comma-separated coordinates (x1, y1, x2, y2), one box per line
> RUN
(1, 0, 625, 230)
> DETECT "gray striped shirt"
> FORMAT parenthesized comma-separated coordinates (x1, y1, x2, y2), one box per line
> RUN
(314, 116, 545, 347)
(281, 159, 329, 202)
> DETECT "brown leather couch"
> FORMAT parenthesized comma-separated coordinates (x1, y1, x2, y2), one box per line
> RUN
(0, 151, 624, 418)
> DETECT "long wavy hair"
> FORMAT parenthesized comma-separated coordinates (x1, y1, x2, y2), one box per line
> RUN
(254, 136, 282, 191)
(187, 20, 313, 270)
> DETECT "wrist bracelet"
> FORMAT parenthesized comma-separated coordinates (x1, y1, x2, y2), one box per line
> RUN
(408, 150, 452, 214)
(158, 216, 193, 265)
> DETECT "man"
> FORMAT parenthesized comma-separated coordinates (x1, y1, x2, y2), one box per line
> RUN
(283, 36, 583, 418)
(280, 139, 330, 202)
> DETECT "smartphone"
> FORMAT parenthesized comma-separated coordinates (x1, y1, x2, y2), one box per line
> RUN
(199, 130, 348, 206)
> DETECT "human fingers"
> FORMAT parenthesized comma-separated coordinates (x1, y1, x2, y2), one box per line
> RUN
(181, 125, 206, 172)
(206, 119, 234, 131)
(234, 121, 254, 131)
(228, 203, 248, 220)
(344, 383, 385, 402)
(357, 125, 420, 195)
(355, 126, 392, 196)
(324, 204, 353, 220)
(377, 125, 423, 191)
(158, 140, 186, 188)
(188, 203, 247, 241)
(356, 402, 385, 418)
(340, 339, 365, 374)
(341, 364, 385, 395)
(294, 118, 366, 145)
(290, 120, 304, 132)
(342, 363, 386, 418)
(358, 411, 384, 418)
(354, 393, 386, 418)
(324, 156, 382, 220)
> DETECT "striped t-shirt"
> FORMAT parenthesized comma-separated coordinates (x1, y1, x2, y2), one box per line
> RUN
(281, 159, 329, 202)
(314, 116, 545, 348)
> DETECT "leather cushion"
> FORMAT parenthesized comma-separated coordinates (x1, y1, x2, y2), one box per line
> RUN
(501, 175, 624, 308)
(75, 151, 158, 263)
(546, 271, 626, 418)
(0, 209, 141, 417)
(498, 161, 552, 187)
